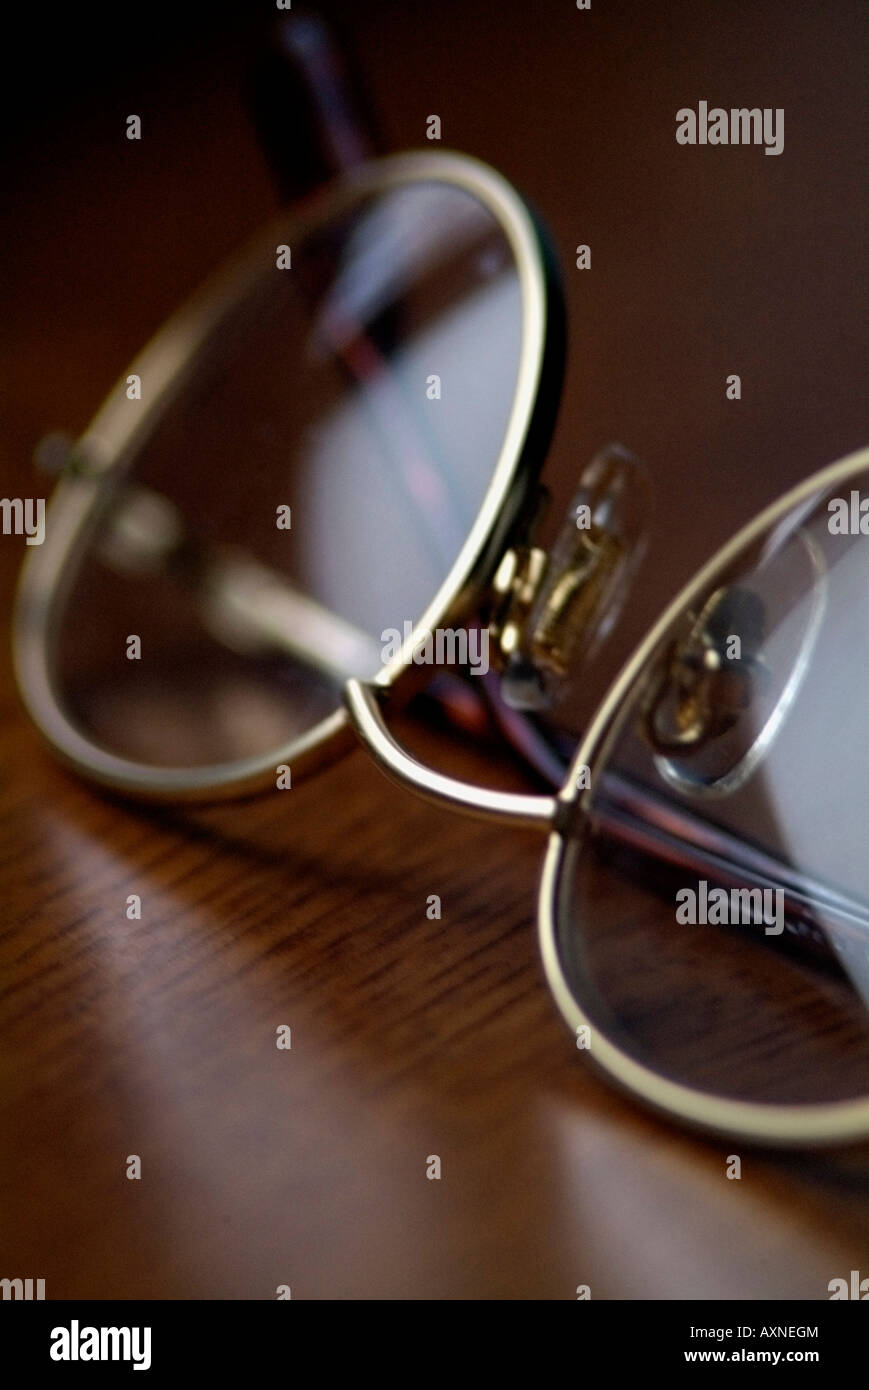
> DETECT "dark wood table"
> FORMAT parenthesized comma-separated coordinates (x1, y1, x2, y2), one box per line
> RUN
(1, 0, 866, 1298)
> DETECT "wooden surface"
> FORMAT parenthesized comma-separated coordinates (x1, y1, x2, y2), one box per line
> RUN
(1, 0, 867, 1299)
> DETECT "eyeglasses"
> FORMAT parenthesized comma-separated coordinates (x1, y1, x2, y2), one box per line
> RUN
(14, 146, 869, 1148)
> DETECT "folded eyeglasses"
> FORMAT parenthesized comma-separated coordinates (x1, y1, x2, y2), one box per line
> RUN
(14, 137, 869, 1149)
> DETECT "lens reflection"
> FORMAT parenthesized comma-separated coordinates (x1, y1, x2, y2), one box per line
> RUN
(51, 180, 524, 767)
(558, 467, 869, 1106)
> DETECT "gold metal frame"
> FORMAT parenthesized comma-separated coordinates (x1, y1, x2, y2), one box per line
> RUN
(13, 139, 869, 1145)
(13, 150, 555, 800)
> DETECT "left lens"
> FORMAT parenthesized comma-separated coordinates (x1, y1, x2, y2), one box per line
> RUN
(37, 167, 532, 775)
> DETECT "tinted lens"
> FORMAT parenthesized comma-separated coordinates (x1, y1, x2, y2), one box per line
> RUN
(49, 179, 525, 768)
(556, 467, 869, 1107)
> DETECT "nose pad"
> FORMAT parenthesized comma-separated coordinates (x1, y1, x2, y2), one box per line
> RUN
(641, 526, 828, 799)
(644, 585, 771, 751)
(492, 443, 651, 711)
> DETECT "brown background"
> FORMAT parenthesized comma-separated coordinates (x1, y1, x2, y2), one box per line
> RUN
(1, 0, 867, 1298)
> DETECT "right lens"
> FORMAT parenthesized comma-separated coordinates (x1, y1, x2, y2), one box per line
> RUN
(552, 462, 869, 1111)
